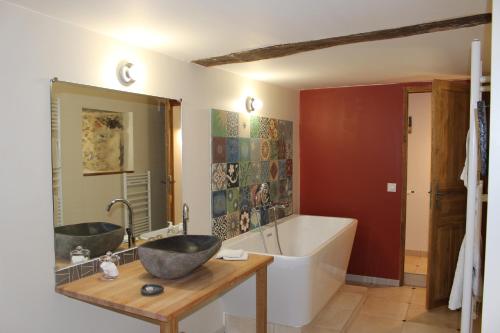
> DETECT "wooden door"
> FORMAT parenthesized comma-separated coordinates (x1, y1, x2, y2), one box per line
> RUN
(426, 80, 469, 309)
(163, 99, 175, 223)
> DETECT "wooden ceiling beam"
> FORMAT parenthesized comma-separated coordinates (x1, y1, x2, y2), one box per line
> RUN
(192, 13, 491, 67)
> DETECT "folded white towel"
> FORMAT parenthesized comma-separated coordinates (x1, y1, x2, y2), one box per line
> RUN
(215, 249, 248, 261)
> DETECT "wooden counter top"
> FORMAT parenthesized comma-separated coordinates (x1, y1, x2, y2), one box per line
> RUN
(56, 254, 273, 332)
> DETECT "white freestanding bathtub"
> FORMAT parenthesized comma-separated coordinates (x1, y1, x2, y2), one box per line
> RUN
(221, 214, 357, 327)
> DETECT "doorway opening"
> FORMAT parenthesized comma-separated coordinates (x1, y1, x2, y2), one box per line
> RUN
(403, 89, 432, 288)
(401, 81, 469, 312)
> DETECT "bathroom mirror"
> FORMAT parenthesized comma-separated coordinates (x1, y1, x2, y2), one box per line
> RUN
(51, 81, 182, 270)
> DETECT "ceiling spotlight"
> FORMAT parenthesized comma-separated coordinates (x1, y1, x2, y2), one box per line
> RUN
(117, 61, 136, 85)
(245, 96, 263, 113)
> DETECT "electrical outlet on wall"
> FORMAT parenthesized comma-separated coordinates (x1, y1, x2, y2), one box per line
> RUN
(387, 183, 397, 192)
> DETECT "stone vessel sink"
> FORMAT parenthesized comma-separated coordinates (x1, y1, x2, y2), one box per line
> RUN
(54, 222, 124, 259)
(138, 235, 222, 279)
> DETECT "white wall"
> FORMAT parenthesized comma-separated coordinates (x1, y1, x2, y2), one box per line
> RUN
(0, 2, 299, 333)
(483, 2, 500, 332)
(405, 92, 431, 253)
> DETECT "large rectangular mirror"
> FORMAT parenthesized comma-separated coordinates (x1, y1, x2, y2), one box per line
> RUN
(51, 81, 182, 270)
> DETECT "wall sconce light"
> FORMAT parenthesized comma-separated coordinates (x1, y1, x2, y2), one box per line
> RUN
(117, 61, 136, 85)
(245, 96, 263, 113)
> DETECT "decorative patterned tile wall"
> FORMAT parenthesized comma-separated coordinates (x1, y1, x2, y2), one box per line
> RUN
(211, 109, 293, 241)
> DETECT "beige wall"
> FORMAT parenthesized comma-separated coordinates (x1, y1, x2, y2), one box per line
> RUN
(405, 92, 431, 252)
(0, 2, 299, 333)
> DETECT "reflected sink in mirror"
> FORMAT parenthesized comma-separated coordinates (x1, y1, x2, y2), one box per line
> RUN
(54, 222, 124, 259)
(138, 235, 222, 279)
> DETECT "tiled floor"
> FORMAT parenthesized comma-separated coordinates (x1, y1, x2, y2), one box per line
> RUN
(404, 255, 428, 275)
(346, 286, 460, 333)
(225, 284, 468, 333)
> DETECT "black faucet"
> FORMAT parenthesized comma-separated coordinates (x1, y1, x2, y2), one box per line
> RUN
(182, 203, 189, 235)
(106, 198, 135, 248)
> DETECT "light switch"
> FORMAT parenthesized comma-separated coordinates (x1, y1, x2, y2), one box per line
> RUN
(387, 183, 397, 192)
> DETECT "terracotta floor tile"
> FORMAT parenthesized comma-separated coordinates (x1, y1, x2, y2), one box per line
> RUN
(367, 286, 413, 303)
(405, 255, 420, 266)
(410, 288, 426, 306)
(402, 321, 457, 333)
(347, 313, 403, 333)
(312, 307, 353, 330)
(405, 304, 460, 329)
(303, 326, 340, 333)
(326, 291, 364, 310)
(341, 284, 368, 294)
(361, 296, 409, 321)
(416, 258, 428, 275)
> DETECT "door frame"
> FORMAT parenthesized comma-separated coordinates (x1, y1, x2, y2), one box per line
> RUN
(400, 86, 432, 286)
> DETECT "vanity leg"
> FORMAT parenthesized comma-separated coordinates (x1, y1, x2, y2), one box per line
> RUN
(256, 267, 267, 333)
(160, 318, 178, 333)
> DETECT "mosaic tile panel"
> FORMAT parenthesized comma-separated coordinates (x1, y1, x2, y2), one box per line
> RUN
(269, 160, 279, 181)
(226, 187, 240, 214)
(277, 138, 286, 159)
(212, 163, 227, 190)
(278, 160, 286, 180)
(238, 161, 251, 187)
(226, 163, 239, 188)
(239, 138, 251, 162)
(249, 162, 261, 185)
(259, 117, 270, 139)
(239, 209, 251, 233)
(211, 109, 293, 241)
(227, 111, 239, 137)
(226, 138, 239, 163)
(268, 118, 278, 140)
(212, 137, 226, 163)
(270, 140, 278, 160)
(227, 212, 241, 238)
(250, 115, 260, 138)
(239, 186, 251, 211)
(286, 159, 293, 177)
(239, 112, 251, 138)
(260, 139, 271, 160)
(212, 109, 228, 137)
(270, 181, 279, 203)
(260, 161, 270, 182)
(212, 190, 227, 218)
(250, 209, 261, 230)
(250, 138, 261, 161)
(212, 215, 229, 240)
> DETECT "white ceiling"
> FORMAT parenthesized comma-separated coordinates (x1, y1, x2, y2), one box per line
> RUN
(7, 0, 491, 89)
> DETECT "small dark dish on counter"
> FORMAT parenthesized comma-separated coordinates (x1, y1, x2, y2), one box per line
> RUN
(138, 235, 222, 279)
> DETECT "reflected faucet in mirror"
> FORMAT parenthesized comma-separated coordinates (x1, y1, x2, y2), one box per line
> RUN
(107, 198, 135, 248)
(182, 203, 189, 235)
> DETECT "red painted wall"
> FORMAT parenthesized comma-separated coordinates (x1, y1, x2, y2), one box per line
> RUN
(300, 83, 430, 280)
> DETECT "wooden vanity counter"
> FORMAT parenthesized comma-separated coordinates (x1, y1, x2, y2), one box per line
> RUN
(56, 254, 273, 333)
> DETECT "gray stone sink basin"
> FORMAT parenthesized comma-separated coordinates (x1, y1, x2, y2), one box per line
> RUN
(138, 235, 222, 279)
(54, 222, 124, 259)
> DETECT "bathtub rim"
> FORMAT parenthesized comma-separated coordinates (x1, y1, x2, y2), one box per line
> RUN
(222, 214, 358, 259)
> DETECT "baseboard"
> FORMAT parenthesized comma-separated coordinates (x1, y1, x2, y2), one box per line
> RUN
(405, 249, 428, 257)
(346, 274, 400, 287)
